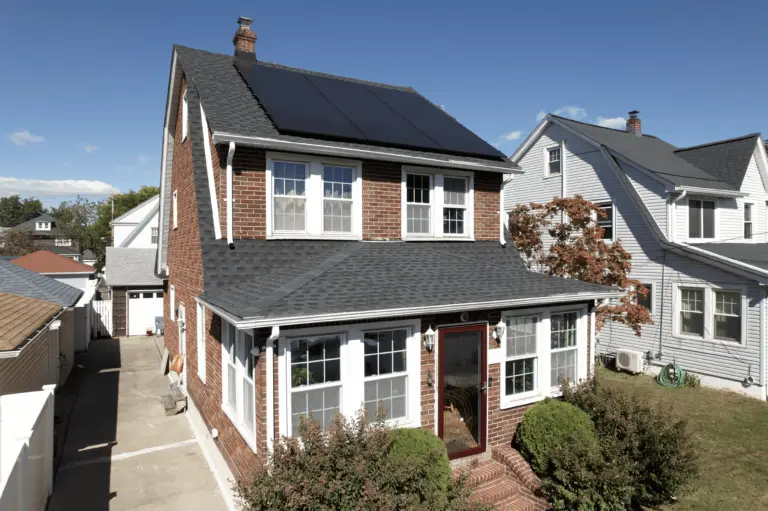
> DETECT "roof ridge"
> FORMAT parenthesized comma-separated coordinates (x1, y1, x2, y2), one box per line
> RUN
(674, 133, 761, 153)
(550, 114, 659, 139)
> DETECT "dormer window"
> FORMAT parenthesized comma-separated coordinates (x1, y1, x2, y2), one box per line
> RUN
(547, 147, 562, 176)
(36, 221, 51, 231)
(688, 199, 716, 240)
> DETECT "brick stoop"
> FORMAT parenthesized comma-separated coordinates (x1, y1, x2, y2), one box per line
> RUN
(492, 445, 550, 511)
(454, 460, 544, 510)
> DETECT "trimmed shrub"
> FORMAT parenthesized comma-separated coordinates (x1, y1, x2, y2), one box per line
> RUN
(562, 379, 698, 508)
(236, 411, 486, 511)
(516, 398, 598, 474)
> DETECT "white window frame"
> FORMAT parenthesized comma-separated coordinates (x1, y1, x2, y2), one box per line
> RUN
(169, 284, 175, 321)
(687, 197, 718, 241)
(54, 238, 72, 247)
(151, 227, 159, 245)
(672, 283, 748, 345)
(499, 305, 588, 408)
(220, 321, 257, 452)
(544, 142, 565, 178)
(593, 201, 615, 242)
(196, 303, 206, 383)
(400, 166, 475, 240)
(182, 90, 188, 141)
(172, 190, 178, 230)
(635, 282, 656, 317)
(277, 319, 421, 438)
(265, 152, 363, 240)
(744, 203, 753, 241)
(36, 222, 51, 231)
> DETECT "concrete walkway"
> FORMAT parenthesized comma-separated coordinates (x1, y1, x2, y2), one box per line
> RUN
(48, 336, 228, 511)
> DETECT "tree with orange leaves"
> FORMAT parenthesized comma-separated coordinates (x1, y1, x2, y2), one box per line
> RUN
(509, 195, 652, 335)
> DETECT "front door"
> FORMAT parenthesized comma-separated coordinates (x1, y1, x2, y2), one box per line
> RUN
(177, 304, 187, 388)
(438, 324, 487, 459)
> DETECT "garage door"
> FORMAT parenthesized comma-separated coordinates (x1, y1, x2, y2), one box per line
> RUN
(128, 290, 164, 336)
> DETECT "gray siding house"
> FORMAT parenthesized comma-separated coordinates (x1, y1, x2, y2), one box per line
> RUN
(505, 112, 768, 399)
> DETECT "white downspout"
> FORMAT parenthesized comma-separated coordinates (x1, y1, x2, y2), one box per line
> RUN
(266, 325, 279, 453)
(670, 190, 687, 242)
(226, 142, 236, 247)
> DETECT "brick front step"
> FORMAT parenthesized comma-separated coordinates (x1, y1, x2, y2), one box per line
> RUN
(454, 460, 506, 488)
(471, 477, 519, 506)
(492, 444, 541, 492)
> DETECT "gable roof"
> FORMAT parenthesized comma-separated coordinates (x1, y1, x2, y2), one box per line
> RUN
(0, 292, 61, 351)
(0, 260, 82, 307)
(111, 195, 160, 225)
(550, 116, 736, 191)
(14, 213, 65, 234)
(106, 248, 163, 287)
(11, 250, 95, 274)
(674, 134, 760, 189)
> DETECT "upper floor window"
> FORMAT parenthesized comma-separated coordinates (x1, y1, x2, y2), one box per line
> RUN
(636, 283, 653, 313)
(267, 153, 361, 239)
(36, 222, 51, 231)
(55, 238, 72, 247)
(688, 199, 715, 239)
(547, 147, 562, 176)
(595, 202, 614, 241)
(402, 167, 474, 239)
(744, 204, 753, 240)
(151, 227, 159, 245)
(182, 90, 188, 141)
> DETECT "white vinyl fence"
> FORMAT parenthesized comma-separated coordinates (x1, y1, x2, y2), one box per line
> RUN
(0, 385, 55, 511)
(91, 299, 112, 338)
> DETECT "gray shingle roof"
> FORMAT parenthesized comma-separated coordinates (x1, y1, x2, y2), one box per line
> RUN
(690, 243, 768, 272)
(106, 248, 163, 287)
(175, 45, 515, 169)
(674, 134, 759, 189)
(14, 213, 66, 234)
(552, 116, 737, 190)
(0, 260, 82, 307)
(181, 88, 611, 321)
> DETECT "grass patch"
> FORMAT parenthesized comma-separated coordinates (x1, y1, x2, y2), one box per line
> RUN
(597, 368, 768, 510)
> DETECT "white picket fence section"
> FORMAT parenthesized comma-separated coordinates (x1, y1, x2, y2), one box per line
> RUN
(91, 299, 112, 338)
(0, 385, 56, 511)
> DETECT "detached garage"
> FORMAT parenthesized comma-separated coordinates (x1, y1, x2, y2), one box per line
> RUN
(105, 248, 164, 337)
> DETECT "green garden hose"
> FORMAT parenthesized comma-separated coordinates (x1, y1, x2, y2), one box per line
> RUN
(657, 363, 685, 388)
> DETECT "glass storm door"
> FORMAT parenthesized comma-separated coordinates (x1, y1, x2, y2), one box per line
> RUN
(438, 325, 487, 459)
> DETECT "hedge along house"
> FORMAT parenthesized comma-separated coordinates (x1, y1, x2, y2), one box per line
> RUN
(155, 16, 618, 492)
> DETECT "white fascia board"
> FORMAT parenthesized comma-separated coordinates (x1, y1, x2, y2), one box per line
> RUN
(753, 136, 768, 193)
(156, 49, 179, 275)
(197, 290, 622, 329)
(508, 118, 553, 164)
(200, 105, 223, 240)
(673, 186, 746, 198)
(110, 196, 160, 225)
(212, 132, 520, 174)
(662, 241, 768, 283)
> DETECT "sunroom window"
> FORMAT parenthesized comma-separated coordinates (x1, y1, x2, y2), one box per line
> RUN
(221, 322, 257, 448)
(289, 336, 342, 435)
(363, 329, 408, 421)
(504, 316, 537, 396)
(550, 312, 578, 386)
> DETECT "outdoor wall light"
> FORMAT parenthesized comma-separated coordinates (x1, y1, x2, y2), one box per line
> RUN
(492, 319, 506, 343)
(423, 326, 435, 352)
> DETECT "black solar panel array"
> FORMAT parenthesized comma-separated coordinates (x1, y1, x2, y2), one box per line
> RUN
(235, 59, 504, 159)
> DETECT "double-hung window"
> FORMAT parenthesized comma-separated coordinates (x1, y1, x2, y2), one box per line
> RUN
(637, 283, 653, 313)
(55, 238, 72, 247)
(151, 227, 159, 244)
(504, 316, 538, 396)
(222, 321, 256, 446)
(289, 335, 342, 435)
(744, 204, 753, 240)
(363, 329, 408, 421)
(268, 154, 361, 238)
(679, 288, 705, 337)
(596, 202, 614, 240)
(688, 199, 715, 239)
(714, 291, 740, 342)
(550, 312, 578, 386)
(402, 168, 473, 239)
(547, 147, 562, 176)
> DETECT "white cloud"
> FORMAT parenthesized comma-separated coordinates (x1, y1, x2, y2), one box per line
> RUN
(137, 154, 148, 165)
(536, 110, 547, 122)
(596, 116, 627, 130)
(83, 144, 99, 154)
(500, 131, 522, 141)
(553, 106, 587, 120)
(0, 177, 119, 197)
(10, 130, 44, 146)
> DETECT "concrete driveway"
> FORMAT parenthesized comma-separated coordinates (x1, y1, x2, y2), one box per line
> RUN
(47, 336, 228, 511)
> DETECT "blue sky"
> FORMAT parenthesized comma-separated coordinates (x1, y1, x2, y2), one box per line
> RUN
(1, 0, 766, 206)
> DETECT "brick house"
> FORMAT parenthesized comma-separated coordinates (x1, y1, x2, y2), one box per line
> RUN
(155, 16, 617, 507)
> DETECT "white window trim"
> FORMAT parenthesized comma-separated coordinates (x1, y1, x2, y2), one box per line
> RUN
(55, 238, 72, 247)
(671, 283, 748, 346)
(543, 142, 565, 179)
(686, 197, 718, 241)
(400, 165, 475, 240)
(592, 200, 615, 242)
(265, 151, 363, 240)
(36, 222, 51, 231)
(744, 203, 754, 241)
(182, 90, 188, 141)
(497, 304, 588, 409)
(169, 285, 175, 321)
(277, 319, 421, 438)
(196, 303, 206, 383)
(151, 227, 159, 245)
(172, 190, 178, 230)
(220, 321, 257, 452)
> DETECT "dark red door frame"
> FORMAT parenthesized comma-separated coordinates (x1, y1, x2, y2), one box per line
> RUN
(436, 323, 488, 460)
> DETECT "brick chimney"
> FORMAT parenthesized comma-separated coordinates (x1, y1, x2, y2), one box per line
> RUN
(626, 110, 641, 136)
(233, 16, 256, 58)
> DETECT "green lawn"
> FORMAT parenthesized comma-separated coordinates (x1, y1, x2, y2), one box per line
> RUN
(597, 368, 768, 510)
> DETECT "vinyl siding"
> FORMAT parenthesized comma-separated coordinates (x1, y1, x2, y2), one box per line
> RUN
(624, 164, 668, 236)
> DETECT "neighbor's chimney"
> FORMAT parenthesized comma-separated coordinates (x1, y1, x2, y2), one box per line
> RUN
(233, 16, 256, 58)
(626, 110, 641, 136)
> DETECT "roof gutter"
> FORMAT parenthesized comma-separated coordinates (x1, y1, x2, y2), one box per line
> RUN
(212, 132, 521, 174)
(662, 240, 768, 283)
(673, 186, 745, 198)
(196, 290, 621, 330)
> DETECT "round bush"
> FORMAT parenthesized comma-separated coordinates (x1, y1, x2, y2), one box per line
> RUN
(388, 428, 451, 495)
(517, 398, 597, 474)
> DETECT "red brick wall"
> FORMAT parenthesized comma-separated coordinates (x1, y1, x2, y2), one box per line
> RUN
(362, 159, 402, 240)
(164, 77, 264, 480)
(475, 171, 502, 241)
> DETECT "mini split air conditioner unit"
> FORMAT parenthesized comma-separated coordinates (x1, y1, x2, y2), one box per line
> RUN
(616, 349, 644, 374)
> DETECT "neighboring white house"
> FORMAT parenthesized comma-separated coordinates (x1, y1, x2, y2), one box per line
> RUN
(105, 196, 163, 337)
(111, 195, 160, 249)
(505, 111, 768, 399)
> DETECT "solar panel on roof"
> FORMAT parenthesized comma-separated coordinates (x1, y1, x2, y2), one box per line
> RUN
(235, 60, 364, 141)
(303, 74, 442, 151)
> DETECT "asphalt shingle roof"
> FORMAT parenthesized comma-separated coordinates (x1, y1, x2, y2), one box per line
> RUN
(106, 248, 164, 287)
(14, 213, 66, 234)
(175, 45, 515, 168)
(0, 260, 82, 307)
(0, 292, 61, 351)
(690, 243, 768, 272)
(674, 134, 760, 190)
(11, 250, 96, 274)
(552, 116, 739, 190)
